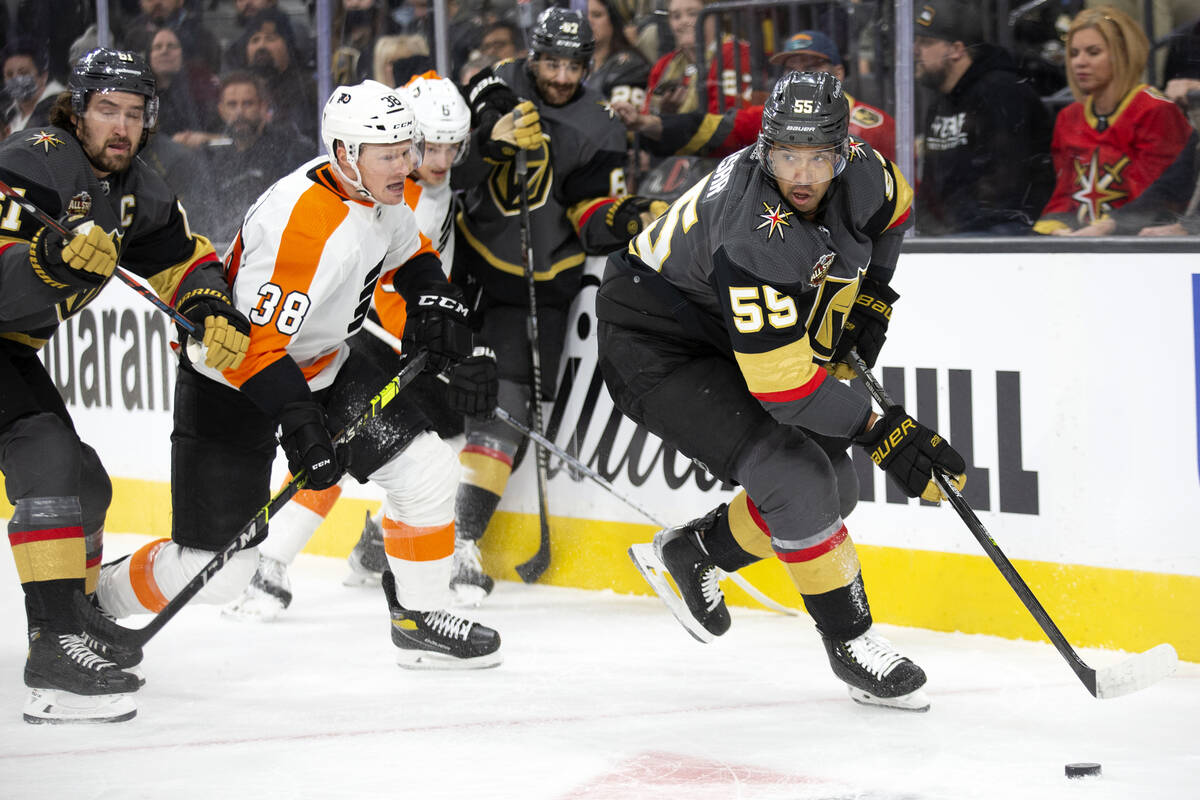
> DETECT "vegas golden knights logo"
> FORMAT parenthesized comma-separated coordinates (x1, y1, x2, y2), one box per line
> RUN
(487, 140, 552, 215)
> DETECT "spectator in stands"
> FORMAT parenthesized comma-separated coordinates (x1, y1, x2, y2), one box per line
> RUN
(373, 34, 434, 87)
(190, 70, 316, 244)
(123, 0, 222, 73)
(644, 0, 753, 114)
(1, 38, 64, 133)
(1064, 130, 1200, 235)
(913, 0, 1055, 235)
(1036, 6, 1192, 233)
(332, 0, 388, 85)
(230, 7, 319, 141)
(770, 30, 895, 160)
(587, 0, 651, 106)
(477, 21, 525, 66)
(229, 0, 315, 72)
(611, 29, 898, 163)
(147, 26, 219, 143)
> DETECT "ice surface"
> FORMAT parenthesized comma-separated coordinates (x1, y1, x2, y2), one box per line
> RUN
(0, 534, 1196, 800)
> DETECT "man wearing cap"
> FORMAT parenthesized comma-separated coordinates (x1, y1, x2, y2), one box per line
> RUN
(769, 31, 895, 160)
(611, 29, 896, 162)
(913, 0, 1054, 235)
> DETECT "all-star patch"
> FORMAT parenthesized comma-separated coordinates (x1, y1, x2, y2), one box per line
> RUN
(809, 252, 835, 286)
(26, 130, 63, 152)
(66, 191, 92, 218)
(756, 202, 792, 240)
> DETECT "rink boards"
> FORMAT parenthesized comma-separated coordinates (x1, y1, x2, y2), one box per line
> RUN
(1, 249, 1197, 661)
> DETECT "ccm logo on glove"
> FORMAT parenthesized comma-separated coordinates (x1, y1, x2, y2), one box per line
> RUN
(417, 294, 469, 316)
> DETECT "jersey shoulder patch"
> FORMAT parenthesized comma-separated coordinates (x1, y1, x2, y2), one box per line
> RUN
(851, 104, 884, 129)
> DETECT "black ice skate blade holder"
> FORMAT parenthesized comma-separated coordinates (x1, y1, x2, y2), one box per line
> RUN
(848, 351, 1177, 698)
(75, 350, 430, 650)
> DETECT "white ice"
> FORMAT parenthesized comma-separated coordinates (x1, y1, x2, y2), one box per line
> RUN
(0, 533, 1196, 800)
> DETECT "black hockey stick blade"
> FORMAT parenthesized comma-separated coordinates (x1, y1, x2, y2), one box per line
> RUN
(848, 351, 1177, 698)
(515, 448, 552, 583)
(75, 350, 429, 649)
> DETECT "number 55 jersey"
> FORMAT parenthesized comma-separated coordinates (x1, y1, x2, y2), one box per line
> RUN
(597, 140, 912, 438)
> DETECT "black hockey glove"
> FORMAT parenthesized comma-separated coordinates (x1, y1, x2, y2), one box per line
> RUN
(177, 288, 252, 371)
(832, 277, 898, 371)
(467, 71, 519, 130)
(29, 218, 119, 289)
(854, 406, 966, 503)
(604, 196, 670, 240)
(278, 401, 348, 491)
(445, 346, 498, 419)
(402, 282, 474, 373)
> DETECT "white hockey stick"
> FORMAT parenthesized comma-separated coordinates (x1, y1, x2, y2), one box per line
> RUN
(361, 318, 800, 617)
(849, 351, 1177, 698)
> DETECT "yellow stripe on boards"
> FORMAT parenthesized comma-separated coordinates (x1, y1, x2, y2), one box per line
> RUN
(2, 477, 1194, 661)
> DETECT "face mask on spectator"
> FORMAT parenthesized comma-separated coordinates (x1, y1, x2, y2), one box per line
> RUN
(6, 74, 38, 102)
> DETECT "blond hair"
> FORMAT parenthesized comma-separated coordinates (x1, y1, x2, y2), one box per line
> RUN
(1065, 5, 1149, 102)
(372, 34, 429, 87)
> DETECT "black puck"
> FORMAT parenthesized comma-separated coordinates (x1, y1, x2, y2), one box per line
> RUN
(1065, 762, 1102, 779)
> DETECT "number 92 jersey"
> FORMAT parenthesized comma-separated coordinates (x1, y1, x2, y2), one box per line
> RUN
(599, 139, 912, 436)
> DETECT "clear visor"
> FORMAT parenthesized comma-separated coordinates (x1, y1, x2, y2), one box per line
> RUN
(757, 138, 847, 186)
(76, 88, 159, 129)
(357, 135, 424, 171)
(421, 139, 467, 168)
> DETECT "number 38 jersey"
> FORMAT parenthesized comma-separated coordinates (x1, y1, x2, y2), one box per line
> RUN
(197, 156, 436, 402)
(598, 140, 912, 438)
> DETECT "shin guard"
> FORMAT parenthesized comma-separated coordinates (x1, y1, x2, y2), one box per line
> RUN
(8, 497, 86, 631)
(97, 540, 260, 617)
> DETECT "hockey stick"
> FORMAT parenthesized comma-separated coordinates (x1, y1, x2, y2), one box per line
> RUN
(360, 317, 799, 615)
(0, 177, 198, 336)
(75, 350, 430, 650)
(512, 110, 553, 584)
(847, 351, 1177, 698)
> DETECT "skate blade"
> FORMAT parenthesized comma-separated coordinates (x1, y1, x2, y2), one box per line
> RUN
(847, 686, 931, 712)
(394, 649, 503, 670)
(342, 570, 383, 588)
(23, 688, 137, 724)
(221, 595, 287, 623)
(449, 583, 489, 608)
(628, 543, 714, 644)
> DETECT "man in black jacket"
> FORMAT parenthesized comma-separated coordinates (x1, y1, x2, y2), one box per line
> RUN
(913, 0, 1053, 235)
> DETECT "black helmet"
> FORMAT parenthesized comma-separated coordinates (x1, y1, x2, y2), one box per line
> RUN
(529, 7, 595, 63)
(70, 48, 159, 127)
(756, 71, 850, 182)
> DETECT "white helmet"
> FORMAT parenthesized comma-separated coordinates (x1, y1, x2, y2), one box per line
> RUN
(399, 73, 471, 165)
(321, 80, 423, 201)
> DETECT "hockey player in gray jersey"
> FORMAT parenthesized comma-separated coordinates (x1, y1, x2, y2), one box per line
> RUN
(0, 48, 250, 723)
(451, 7, 666, 595)
(598, 72, 967, 711)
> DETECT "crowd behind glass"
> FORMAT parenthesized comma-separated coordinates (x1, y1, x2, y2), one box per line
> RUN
(3, 0, 1199, 245)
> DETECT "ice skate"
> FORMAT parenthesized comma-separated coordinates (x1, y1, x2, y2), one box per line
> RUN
(344, 511, 387, 587)
(822, 630, 930, 712)
(80, 591, 146, 687)
(628, 520, 730, 643)
(449, 539, 494, 606)
(23, 628, 139, 724)
(222, 555, 292, 622)
(382, 570, 501, 669)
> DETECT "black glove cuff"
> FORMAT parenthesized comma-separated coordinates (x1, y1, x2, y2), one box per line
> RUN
(29, 226, 101, 289)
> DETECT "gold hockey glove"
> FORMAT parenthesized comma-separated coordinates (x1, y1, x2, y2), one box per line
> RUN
(177, 288, 251, 371)
(490, 101, 542, 150)
(30, 219, 119, 289)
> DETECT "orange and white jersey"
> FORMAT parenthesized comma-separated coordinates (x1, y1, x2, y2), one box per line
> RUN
(404, 176, 455, 271)
(198, 156, 435, 392)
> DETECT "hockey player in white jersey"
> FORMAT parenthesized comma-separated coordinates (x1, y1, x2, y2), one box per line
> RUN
(222, 72, 498, 618)
(95, 80, 502, 670)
